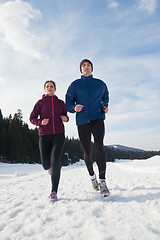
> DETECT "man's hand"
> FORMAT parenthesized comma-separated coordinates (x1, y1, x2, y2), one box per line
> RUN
(60, 115, 68, 122)
(74, 104, 84, 112)
(103, 106, 109, 114)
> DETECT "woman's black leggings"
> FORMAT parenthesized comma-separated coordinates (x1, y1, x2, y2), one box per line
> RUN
(78, 119, 106, 179)
(39, 133, 65, 193)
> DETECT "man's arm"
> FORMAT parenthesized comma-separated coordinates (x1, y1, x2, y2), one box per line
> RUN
(65, 84, 76, 113)
(102, 84, 109, 108)
(102, 84, 109, 113)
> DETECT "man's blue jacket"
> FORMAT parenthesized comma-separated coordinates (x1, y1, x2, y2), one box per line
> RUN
(65, 75, 109, 126)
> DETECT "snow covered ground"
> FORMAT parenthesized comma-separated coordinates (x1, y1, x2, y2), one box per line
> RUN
(0, 156, 160, 240)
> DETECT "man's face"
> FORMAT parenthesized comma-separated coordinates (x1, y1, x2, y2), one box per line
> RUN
(81, 62, 92, 77)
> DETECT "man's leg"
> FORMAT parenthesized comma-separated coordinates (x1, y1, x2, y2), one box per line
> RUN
(92, 119, 106, 179)
(78, 124, 94, 176)
(92, 119, 110, 197)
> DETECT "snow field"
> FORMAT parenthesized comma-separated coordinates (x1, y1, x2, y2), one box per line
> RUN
(0, 156, 160, 240)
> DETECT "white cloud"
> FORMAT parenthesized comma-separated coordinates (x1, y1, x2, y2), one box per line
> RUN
(0, 77, 5, 84)
(136, 0, 157, 14)
(107, 0, 119, 9)
(105, 125, 160, 151)
(0, 0, 159, 151)
(0, 0, 43, 59)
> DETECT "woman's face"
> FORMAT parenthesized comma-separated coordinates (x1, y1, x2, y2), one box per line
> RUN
(44, 82, 56, 96)
(81, 62, 92, 77)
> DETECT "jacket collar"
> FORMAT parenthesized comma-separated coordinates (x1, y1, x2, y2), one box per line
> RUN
(42, 94, 58, 99)
(81, 74, 93, 80)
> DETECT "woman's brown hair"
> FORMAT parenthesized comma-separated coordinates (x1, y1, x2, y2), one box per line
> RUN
(44, 80, 56, 89)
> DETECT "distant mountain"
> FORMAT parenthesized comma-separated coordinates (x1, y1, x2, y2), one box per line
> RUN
(107, 144, 146, 152)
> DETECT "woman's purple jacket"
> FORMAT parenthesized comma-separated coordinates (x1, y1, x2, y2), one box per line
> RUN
(30, 94, 69, 136)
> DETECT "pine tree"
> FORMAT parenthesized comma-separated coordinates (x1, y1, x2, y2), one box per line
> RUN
(8, 122, 24, 163)
(0, 128, 8, 159)
(0, 109, 4, 134)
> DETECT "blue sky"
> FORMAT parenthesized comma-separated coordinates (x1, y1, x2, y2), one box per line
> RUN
(0, 0, 160, 150)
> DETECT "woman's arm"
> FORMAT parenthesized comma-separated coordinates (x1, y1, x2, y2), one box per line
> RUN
(29, 102, 42, 126)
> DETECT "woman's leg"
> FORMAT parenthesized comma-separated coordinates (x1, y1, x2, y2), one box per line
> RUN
(50, 133, 65, 193)
(91, 119, 106, 179)
(39, 135, 52, 170)
(78, 124, 94, 176)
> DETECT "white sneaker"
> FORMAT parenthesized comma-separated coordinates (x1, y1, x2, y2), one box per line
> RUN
(91, 175, 100, 191)
(100, 181, 110, 197)
(48, 191, 57, 202)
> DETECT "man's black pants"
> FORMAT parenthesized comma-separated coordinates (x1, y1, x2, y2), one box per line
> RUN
(78, 119, 106, 179)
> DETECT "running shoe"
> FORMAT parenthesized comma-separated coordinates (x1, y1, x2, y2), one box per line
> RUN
(48, 168, 52, 175)
(100, 181, 110, 197)
(91, 177, 100, 191)
(49, 191, 57, 201)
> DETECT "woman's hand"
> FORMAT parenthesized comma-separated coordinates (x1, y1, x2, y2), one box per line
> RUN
(41, 118, 49, 125)
(103, 106, 109, 114)
(74, 104, 84, 112)
(60, 115, 68, 122)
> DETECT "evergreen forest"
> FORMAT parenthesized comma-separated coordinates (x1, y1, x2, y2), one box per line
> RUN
(0, 109, 159, 166)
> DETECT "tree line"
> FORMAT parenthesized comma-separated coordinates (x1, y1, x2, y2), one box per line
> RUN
(0, 109, 159, 165)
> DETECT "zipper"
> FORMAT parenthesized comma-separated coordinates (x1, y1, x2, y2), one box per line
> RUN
(86, 79, 90, 123)
(51, 96, 55, 134)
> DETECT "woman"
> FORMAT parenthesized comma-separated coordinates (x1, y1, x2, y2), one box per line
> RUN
(30, 80, 69, 201)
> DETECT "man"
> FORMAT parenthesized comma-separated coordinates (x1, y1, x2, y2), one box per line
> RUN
(65, 59, 110, 197)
